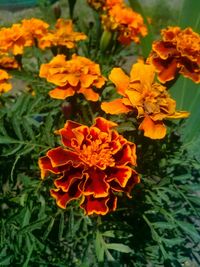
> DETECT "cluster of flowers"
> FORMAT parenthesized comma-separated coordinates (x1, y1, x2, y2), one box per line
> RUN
(0, 0, 199, 215)
(0, 17, 87, 94)
(88, 0, 147, 45)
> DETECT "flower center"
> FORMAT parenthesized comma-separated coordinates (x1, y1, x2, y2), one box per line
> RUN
(78, 139, 115, 169)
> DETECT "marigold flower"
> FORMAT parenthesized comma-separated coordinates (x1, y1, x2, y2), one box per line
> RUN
(39, 117, 140, 215)
(101, 4, 147, 45)
(0, 55, 19, 69)
(0, 69, 12, 94)
(39, 19, 87, 50)
(87, 0, 124, 10)
(101, 61, 189, 139)
(21, 18, 49, 47)
(0, 24, 27, 55)
(39, 54, 106, 101)
(148, 26, 200, 83)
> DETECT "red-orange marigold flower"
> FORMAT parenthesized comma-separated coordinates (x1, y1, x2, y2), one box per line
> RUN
(101, 61, 189, 139)
(39, 54, 106, 101)
(148, 26, 200, 83)
(0, 69, 12, 94)
(39, 19, 87, 50)
(38, 117, 140, 215)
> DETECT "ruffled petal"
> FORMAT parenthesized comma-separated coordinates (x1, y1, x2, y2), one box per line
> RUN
(139, 116, 166, 139)
(107, 166, 132, 187)
(93, 117, 117, 132)
(81, 169, 110, 198)
(114, 143, 137, 166)
(58, 120, 82, 147)
(50, 179, 82, 209)
(47, 147, 81, 167)
(54, 167, 84, 192)
(38, 156, 61, 179)
(80, 195, 110, 215)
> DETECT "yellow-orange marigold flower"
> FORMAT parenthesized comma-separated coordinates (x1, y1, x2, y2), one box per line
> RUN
(101, 4, 147, 45)
(0, 69, 12, 94)
(39, 54, 106, 101)
(0, 55, 19, 69)
(38, 117, 140, 215)
(0, 24, 27, 55)
(21, 18, 49, 47)
(101, 61, 189, 139)
(148, 26, 200, 83)
(39, 19, 87, 50)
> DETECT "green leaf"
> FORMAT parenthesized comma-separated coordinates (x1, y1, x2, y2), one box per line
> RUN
(106, 243, 133, 253)
(176, 221, 200, 242)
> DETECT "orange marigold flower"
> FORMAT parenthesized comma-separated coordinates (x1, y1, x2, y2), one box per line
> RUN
(0, 69, 12, 94)
(101, 4, 147, 45)
(0, 24, 27, 55)
(87, 0, 124, 11)
(39, 19, 87, 50)
(148, 26, 200, 83)
(101, 61, 189, 139)
(38, 117, 140, 215)
(39, 54, 106, 101)
(21, 18, 49, 47)
(0, 55, 19, 69)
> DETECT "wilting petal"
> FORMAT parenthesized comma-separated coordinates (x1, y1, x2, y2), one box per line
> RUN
(49, 87, 75, 99)
(101, 99, 132, 114)
(109, 68, 129, 96)
(107, 166, 132, 187)
(47, 146, 81, 167)
(167, 111, 190, 119)
(139, 116, 166, 139)
(81, 169, 110, 198)
(50, 179, 82, 209)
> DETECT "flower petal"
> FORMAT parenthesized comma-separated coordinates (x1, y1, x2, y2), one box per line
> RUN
(93, 117, 117, 132)
(101, 99, 132, 114)
(139, 116, 166, 139)
(38, 156, 61, 179)
(114, 143, 137, 166)
(50, 179, 82, 209)
(54, 167, 83, 192)
(78, 87, 99, 101)
(47, 147, 81, 167)
(130, 61, 155, 85)
(81, 169, 110, 198)
(107, 166, 132, 187)
(58, 120, 82, 147)
(109, 67, 129, 96)
(49, 87, 75, 99)
(80, 195, 110, 215)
